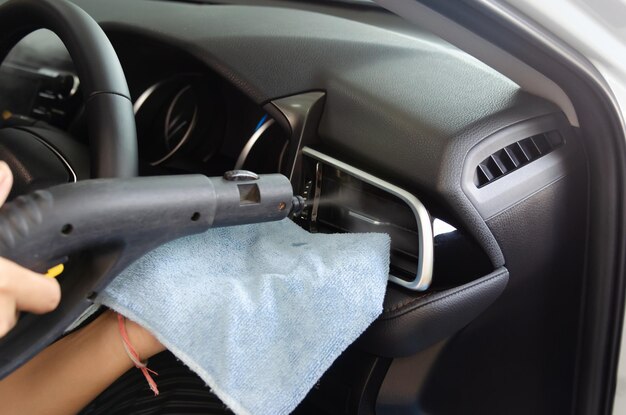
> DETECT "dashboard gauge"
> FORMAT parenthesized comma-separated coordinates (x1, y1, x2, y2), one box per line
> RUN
(234, 116, 289, 174)
(133, 74, 223, 166)
(156, 85, 198, 165)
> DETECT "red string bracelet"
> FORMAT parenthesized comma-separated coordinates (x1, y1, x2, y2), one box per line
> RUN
(116, 313, 159, 395)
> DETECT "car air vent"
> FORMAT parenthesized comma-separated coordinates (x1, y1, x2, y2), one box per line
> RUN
(475, 131, 564, 187)
(297, 147, 434, 291)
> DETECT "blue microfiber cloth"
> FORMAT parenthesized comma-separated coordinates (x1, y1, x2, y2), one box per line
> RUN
(96, 218, 390, 415)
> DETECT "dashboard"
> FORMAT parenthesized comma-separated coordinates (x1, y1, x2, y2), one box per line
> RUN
(0, 0, 566, 252)
(113, 31, 291, 177)
(0, 0, 576, 344)
(0, 1, 586, 414)
(0, 28, 289, 178)
(0, 4, 571, 267)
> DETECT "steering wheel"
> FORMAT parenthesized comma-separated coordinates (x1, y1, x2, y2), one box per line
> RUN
(0, 0, 137, 378)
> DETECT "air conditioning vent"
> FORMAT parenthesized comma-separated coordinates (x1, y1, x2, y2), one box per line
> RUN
(475, 131, 564, 187)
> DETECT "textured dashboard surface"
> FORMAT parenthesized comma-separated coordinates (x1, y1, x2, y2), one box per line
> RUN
(50, 0, 564, 264)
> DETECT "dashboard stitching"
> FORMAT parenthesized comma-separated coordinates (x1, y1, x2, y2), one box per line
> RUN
(383, 291, 439, 313)
(379, 269, 507, 319)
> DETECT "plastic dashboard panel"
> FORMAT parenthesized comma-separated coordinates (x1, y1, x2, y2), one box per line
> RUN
(58, 0, 567, 268)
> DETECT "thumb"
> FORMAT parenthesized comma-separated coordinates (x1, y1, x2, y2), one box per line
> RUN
(0, 258, 61, 314)
(0, 161, 13, 206)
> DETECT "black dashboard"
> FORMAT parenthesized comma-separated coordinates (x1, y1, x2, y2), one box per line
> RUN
(0, 0, 567, 263)
(0, 0, 578, 344)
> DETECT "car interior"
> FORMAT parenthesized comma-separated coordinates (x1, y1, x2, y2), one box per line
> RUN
(0, 0, 618, 414)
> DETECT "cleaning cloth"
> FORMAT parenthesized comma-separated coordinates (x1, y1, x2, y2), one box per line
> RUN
(96, 218, 390, 415)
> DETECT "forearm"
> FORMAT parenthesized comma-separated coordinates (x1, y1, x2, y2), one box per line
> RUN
(0, 311, 163, 415)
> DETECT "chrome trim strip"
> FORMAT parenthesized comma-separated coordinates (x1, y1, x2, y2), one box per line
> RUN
(150, 85, 198, 166)
(30, 135, 77, 183)
(302, 146, 434, 291)
(133, 81, 161, 115)
(234, 118, 276, 170)
(133, 74, 203, 115)
(68, 75, 80, 98)
(310, 161, 323, 232)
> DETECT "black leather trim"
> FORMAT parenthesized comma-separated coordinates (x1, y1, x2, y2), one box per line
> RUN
(358, 267, 509, 357)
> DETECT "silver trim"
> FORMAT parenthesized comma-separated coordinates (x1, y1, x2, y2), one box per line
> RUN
(67, 75, 80, 98)
(302, 146, 434, 291)
(223, 170, 259, 181)
(30, 134, 77, 183)
(150, 85, 198, 166)
(310, 161, 322, 228)
(133, 81, 161, 115)
(133, 74, 204, 115)
(234, 118, 276, 170)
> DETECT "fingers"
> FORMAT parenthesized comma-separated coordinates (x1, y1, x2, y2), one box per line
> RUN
(0, 296, 18, 338)
(0, 161, 13, 206)
(0, 164, 60, 339)
(0, 257, 61, 315)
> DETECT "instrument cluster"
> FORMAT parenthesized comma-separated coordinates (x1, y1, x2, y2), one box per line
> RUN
(132, 72, 288, 177)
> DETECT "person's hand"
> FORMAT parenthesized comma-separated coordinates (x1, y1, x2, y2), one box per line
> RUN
(0, 161, 61, 337)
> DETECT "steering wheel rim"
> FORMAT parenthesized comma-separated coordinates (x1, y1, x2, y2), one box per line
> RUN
(0, 0, 137, 378)
(0, 0, 137, 178)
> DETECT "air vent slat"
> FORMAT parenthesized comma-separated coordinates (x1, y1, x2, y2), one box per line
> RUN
(476, 165, 493, 186)
(531, 134, 552, 155)
(484, 157, 502, 176)
(489, 154, 506, 175)
(474, 130, 565, 188)
(514, 141, 532, 162)
(503, 147, 522, 167)
(493, 149, 516, 171)
(519, 137, 541, 160)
